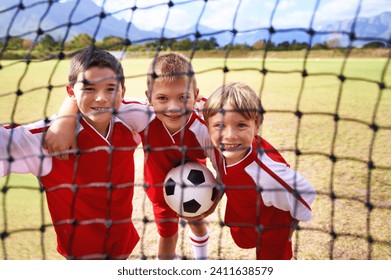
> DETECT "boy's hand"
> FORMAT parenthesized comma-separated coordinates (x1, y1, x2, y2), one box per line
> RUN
(288, 219, 300, 241)
(179, 191, 222, 221)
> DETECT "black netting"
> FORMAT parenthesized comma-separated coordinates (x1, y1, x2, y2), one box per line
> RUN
(0, 0, 390, 260)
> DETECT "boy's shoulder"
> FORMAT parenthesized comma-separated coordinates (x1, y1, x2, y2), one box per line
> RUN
(118, 98, 153, 133)
(121, 98, 149, 106)
(111, 115, 139, 133)
(120, 97, 152, 113)
(190, 109, 207, 126)
(255, 136, 289, 166)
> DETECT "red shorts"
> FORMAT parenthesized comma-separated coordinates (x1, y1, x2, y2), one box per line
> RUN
(230, 226, 292, 260)
(55, 221, 139, 259)
(146, 185, 179, 238)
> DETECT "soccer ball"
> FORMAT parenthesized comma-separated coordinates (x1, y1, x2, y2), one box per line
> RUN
(163, 162, 218, 218)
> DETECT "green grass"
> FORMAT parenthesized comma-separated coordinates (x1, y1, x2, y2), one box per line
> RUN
(0, 56, 390, 259)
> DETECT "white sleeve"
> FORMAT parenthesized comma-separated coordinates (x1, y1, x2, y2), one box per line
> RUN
(189, 117, 218, 172)
(117, 99, 153, 133)
(246, 153, 316, 222)
(0, 122, 52, 177)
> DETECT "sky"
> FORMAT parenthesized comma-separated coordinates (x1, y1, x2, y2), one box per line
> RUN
(88, 0, 391, 31)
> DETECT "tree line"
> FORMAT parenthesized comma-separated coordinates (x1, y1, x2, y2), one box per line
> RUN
(0, 33, 386, 58)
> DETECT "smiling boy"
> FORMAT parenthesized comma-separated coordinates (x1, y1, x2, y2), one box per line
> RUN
(0, 48, 141, 259)
(138, 53, 211, 260)
(203, 82, 316, 259)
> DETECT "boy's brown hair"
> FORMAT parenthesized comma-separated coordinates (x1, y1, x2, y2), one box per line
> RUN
(68, 47, 125, 88)
(203, 82, 264, 127)
(146, 52, 197, 100)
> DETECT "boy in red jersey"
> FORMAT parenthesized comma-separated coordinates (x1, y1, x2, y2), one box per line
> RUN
(139, 53, 210, 260)
(202, 82, 316, 259)
(0, 48, 144, 259)
(45, 53, 213, 260)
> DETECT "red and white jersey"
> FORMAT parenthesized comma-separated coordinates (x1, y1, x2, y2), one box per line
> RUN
(140, 111, 212, 199)
(215, 136, 315, 257)
(118, 99, 215, 237)
(118, 99, 214, 193)
(0, 117, 140, 259)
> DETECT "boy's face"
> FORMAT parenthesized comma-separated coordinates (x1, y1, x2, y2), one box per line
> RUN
(67, 67, 125, 135)
(207, 103, 258, 165)
(147, 78, 199, 134)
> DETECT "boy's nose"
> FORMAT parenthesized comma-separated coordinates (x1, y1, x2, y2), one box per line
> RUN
(95, 91, 108, 102)
(167, 100, 182, 113)
(224, 126, 236, 139)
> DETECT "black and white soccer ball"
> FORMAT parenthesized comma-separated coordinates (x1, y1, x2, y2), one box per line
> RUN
(163, 162, 218, 218)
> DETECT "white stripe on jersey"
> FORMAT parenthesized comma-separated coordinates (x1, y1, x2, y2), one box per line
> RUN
(245, 152, 315, 222)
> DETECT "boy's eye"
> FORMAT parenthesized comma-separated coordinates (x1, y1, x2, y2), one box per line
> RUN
(157, 96, 168, 101)
(238, 123, 247, 128)
(214, 123, 224, 130)
(82, 87, 94, 92)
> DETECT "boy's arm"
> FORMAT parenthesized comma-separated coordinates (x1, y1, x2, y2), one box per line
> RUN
(45, 98, 152, 160)
(44, 97, 78, 160)
(0, 122, 52, 177)
(117, 98, 153, 133)
(256, 155, 316, 222)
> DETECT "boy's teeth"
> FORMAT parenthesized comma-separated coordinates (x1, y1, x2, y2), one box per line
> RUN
(222, 144, 239, 149)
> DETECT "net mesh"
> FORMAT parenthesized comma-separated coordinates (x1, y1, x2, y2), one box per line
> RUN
(0, 0, 390, 260)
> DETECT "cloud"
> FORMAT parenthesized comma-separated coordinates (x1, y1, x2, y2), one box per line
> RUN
(272, 0, 318, 28)
(165, 1, 206, 30)
(92, 0, 391, 31)
(197, 0, 239, 30)
(359, 0, 391, 16)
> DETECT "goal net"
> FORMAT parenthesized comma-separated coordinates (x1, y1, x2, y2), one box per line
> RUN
(0, 0, 390, 260)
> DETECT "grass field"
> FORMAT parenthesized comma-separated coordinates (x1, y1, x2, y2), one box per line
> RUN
(0, 54, 390, 260)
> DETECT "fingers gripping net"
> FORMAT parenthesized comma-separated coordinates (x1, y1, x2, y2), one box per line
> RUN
(0, 0, 390, 260)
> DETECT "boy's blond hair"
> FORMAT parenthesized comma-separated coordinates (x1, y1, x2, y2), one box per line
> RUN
(146, 52, 197, 100)
(203, 82, 264, 127)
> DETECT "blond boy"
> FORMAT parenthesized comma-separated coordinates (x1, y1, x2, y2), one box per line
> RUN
(203, 82, 316, 259)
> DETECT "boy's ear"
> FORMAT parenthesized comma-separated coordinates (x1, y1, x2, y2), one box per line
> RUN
(254, 121, 260, 135)
(66, 84, 77, 102)
(121, 85, 126, 99)
(145, 90, 152, 103)
(194, 88, 200, 102)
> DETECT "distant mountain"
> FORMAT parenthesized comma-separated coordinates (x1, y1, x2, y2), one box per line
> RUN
(0, 0, 389, 47)
(163, 11, 391, 47)
(0, 0, 160, 43)
(316, 11, 391, 47)
(198, 11, 391, 47)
